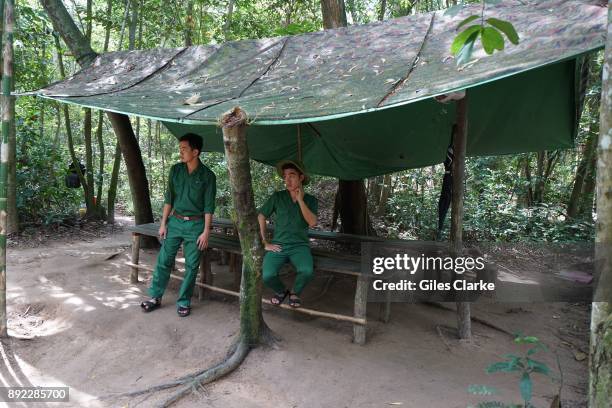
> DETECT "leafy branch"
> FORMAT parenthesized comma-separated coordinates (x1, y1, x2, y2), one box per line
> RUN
(447, 0, 520, 66)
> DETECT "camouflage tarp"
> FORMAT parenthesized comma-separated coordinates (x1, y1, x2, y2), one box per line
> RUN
(33, 0, 606, 179)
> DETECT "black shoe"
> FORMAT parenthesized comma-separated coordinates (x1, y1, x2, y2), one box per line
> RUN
(141, 297, 161, 312)
(177, 306, 191, 317)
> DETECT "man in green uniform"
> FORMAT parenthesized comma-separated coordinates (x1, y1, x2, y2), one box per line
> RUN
(258, 160, 318, 308)
(141, 133, 216, 317)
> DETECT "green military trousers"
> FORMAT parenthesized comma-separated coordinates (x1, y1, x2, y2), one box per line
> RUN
(149, 216, 203, 308)
(262, 244, 314, 295)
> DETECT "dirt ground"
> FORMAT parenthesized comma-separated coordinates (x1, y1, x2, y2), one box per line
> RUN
(2, 218, 592, 408)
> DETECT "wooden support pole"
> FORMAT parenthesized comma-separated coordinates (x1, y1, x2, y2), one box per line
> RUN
(130, 232, 140, 283)
(353, 273, 368, 345)
(451, 94, 471, 340)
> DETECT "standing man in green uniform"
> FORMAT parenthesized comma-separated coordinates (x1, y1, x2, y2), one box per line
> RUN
(141, 133, 216, 317)
(258, 160, 318, 308)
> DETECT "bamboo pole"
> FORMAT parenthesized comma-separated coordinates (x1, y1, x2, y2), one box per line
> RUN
(0, 0, 13, 338)
(450, 93, 471, 340)
(126, 262, 367, 325)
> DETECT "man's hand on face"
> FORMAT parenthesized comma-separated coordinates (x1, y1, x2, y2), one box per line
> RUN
(296, 185, 305, 203)
(264, 242, 282, 252)
(197, 229, 210, 250)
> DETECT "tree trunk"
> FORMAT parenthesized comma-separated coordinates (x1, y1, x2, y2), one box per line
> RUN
(95, 111, 105, 215)
(377, 174, 392, 216)
(83, 108, 96, 213)
(589, 3, 612, 405)
(128, 0, 137, 51)
(321, 0, 371, 235)
(368, 175, 382, 207)
(568, 130, 597, 218)
(106, 142, 121, 224)
(451, 95, 471, 340)
(0, 0, 13, 337)
(581, 147, 597, 216)
(521, 154, 534, 207)
(103, 0, 112, 51)
(118, 0, 130, 51)
(41, 0, 156, 245)
(223, 0, 235, 41)
(3, 0, 14, 235)
(54, 33, 89, 202)
(321, 0, 347, 29)
(185, 0, 194, 46)
(220, 106, 267, 344)
(378, 0, 387, 21)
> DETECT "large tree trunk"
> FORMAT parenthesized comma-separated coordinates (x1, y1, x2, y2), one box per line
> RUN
(41, 0, 156, 245)
(321, 0, 347, 29)
(220, 107, 267, 344)
(0, 0, 13, 337)
(589, 3, 612, 405)
(322, 0, 372, 235)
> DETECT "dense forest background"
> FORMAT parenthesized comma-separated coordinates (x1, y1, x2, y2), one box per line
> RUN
(13, 0, 602, 242)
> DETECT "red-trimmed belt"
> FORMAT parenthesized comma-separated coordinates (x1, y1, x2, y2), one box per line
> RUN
(171, 212, 204, 221)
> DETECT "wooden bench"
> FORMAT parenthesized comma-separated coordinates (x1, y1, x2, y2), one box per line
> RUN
(127, 218, 390, 345)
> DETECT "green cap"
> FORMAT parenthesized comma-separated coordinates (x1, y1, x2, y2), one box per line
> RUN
(276, 159, 310, 185)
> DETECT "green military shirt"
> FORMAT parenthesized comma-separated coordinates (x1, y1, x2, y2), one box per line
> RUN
(164, 160, 216, 216)
(258, 190, 318, 246)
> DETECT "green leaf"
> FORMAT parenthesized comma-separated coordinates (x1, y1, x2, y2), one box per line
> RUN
(451, 25, 482, 55)
(456, 35, 477, 66)
(514, 335, 539, 344)
(458, 15, 480, 30)
(486, 18, 519, 45)
(527, 358, 550, 375)
(481, 27, 505, 55)
(486, 361, 520, 373)
(520, 372, 532, 402)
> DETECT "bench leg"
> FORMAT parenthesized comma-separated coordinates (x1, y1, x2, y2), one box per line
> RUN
(130, 233, 140, 284)
(198, 250, 212, 301)
(353, 274, 368, 345)
(378, 290, 391, 323)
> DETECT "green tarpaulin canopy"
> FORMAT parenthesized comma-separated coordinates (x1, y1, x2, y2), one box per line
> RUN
(34, 0, 606, 179)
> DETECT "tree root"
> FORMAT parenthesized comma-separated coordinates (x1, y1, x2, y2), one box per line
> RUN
(100, 336, 251, 403)
(156, 338, 250, 407)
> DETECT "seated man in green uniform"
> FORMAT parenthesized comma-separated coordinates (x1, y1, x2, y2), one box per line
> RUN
(258, 160, 318, 308)
(141, 133, 216, 317)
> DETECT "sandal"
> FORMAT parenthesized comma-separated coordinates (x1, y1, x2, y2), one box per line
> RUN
(177, 306, 191, 317)
(270, 290, 290, 306)
(141, 297, 161, 313)
(289, 293, 301, 308)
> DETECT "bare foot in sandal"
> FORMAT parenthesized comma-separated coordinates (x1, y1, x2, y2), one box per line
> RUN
(289, 293, 301, 308)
